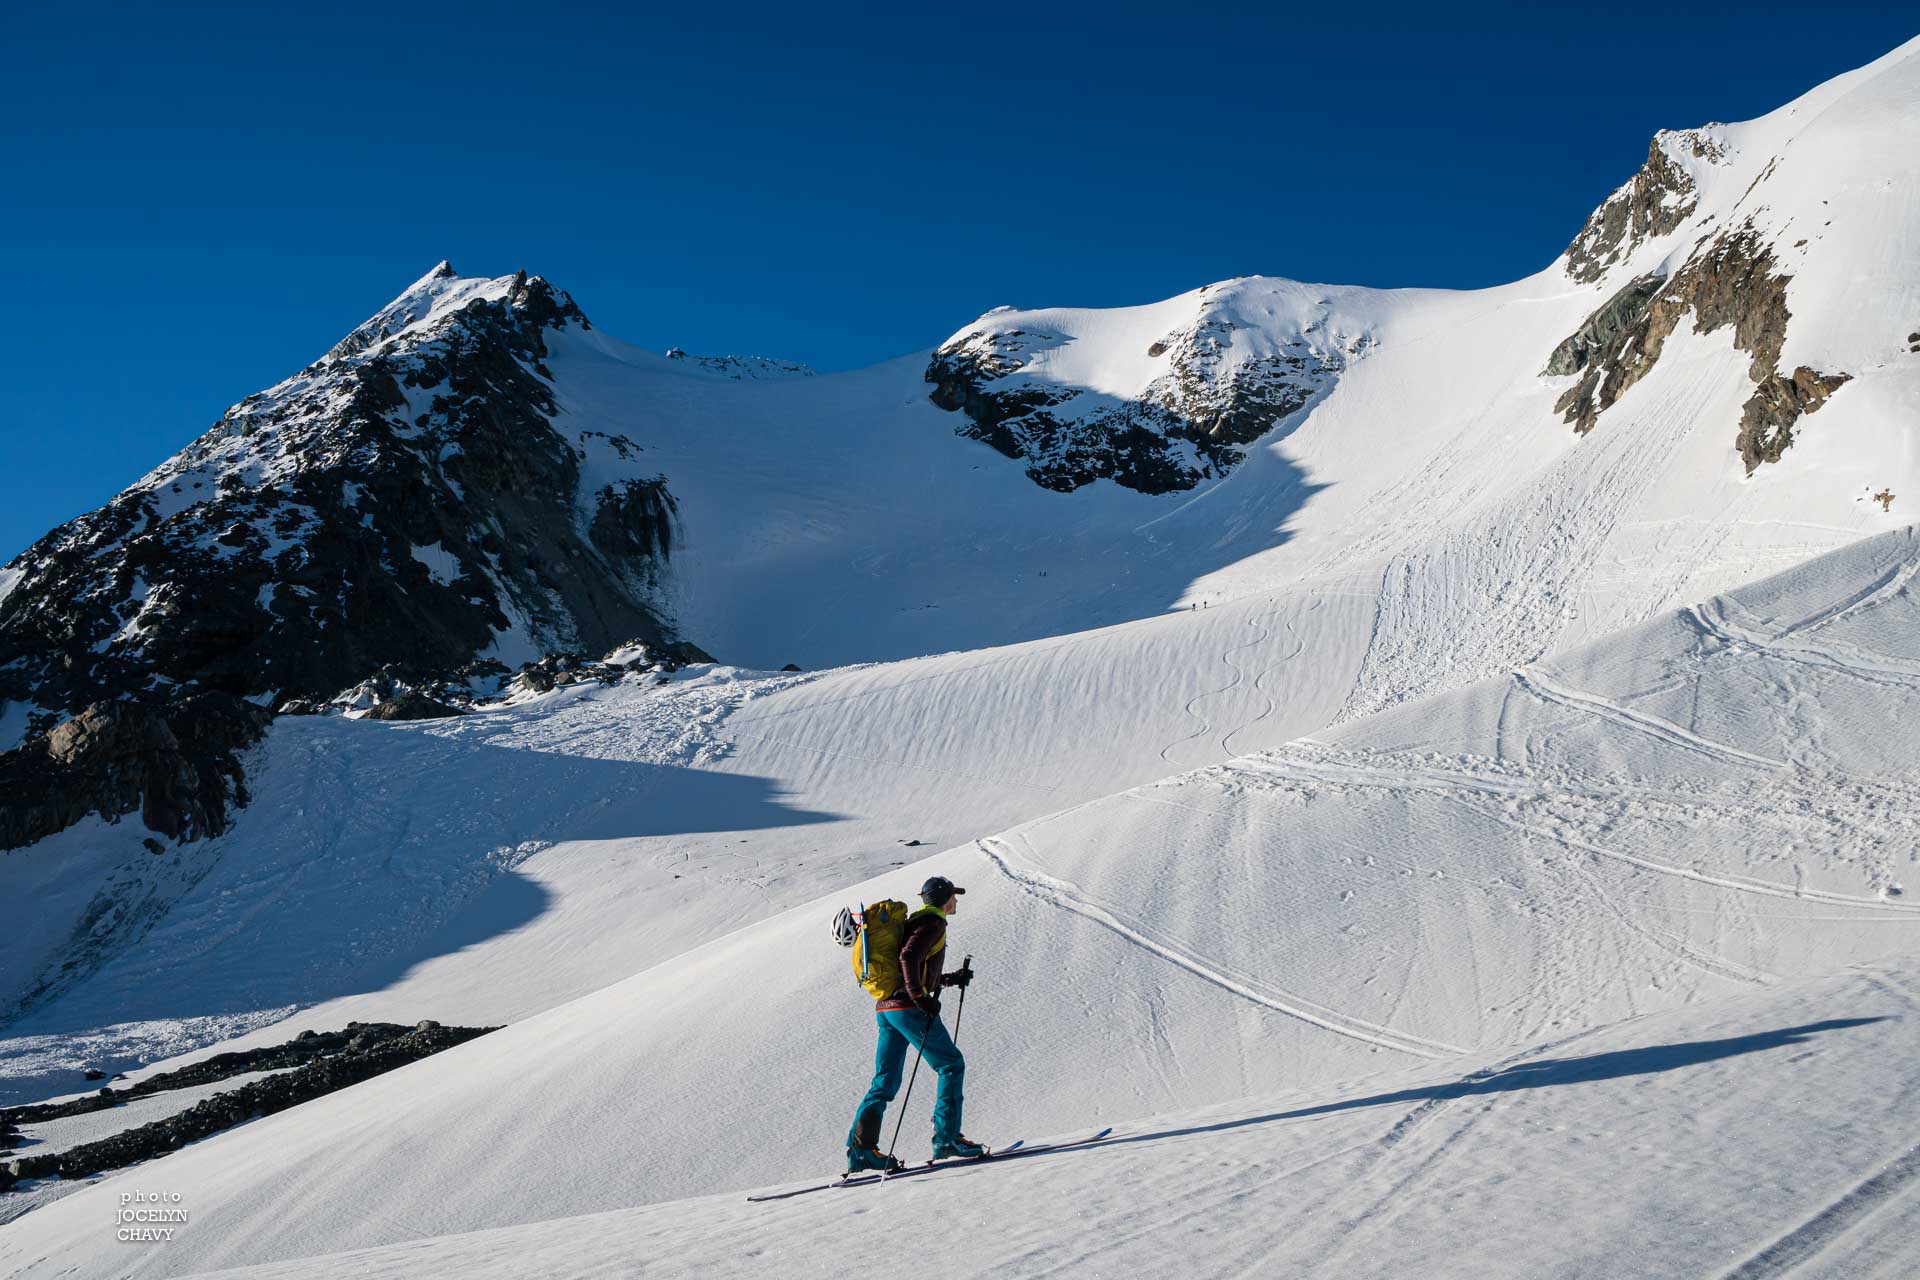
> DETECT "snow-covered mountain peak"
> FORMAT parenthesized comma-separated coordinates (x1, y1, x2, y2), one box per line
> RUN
(1564, 35, 1920, 295)
(0, 261, 670, 850)
(126, 264, 593, 522)
(1561, 126, 1735, 285)
(323, 262, 586, 366)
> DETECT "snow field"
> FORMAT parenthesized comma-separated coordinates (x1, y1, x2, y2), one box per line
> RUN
(7, 526, 1920, 1279)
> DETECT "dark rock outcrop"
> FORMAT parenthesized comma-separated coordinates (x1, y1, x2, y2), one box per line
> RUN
(361, 690, 467, 721)
(1544, 226, 1849, 468)
(3, 1021, 455, 1127)
(0, 1020, 495, 1189)
(590, 478, 678, 562)
(1542, 274, 1666, 382)
(502, 641, 711, 699)
(1563, 129, 1726, 284)
(1737, 365, 1853, 468)
(314, 638, 714, 720)
(0, 694, 270, 849)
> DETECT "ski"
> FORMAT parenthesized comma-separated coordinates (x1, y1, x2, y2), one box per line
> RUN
(745, 1129, 1112, 1202)
(745, 1141, 1023, 1202)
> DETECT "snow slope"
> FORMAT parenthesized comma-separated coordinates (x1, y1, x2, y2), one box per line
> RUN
(6, 520, 1918, 1278)
(179, 956, 1920, 1280)
(0, 581, 1376, 1100)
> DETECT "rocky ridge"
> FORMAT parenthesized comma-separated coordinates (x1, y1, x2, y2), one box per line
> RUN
(662, 349, 816, 379)
(304, 638, 716, 720)
(0, 263, 691, 850)
(1562, 127, 1730, 285)
(0, 1021, 495, 1190)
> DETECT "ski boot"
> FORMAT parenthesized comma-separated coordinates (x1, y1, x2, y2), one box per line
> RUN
(931, 1133, 988, 1160)
(845, 1144, 904, 1176)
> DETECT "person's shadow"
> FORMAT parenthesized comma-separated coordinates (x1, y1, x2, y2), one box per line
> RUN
(1056, 1018, 1888, 1155)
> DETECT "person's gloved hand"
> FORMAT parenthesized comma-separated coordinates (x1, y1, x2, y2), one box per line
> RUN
(943, 968, 972, 989)
(916, 995, 941, 1017)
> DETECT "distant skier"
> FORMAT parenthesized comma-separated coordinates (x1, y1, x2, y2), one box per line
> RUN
(840, 875, 980, 1172)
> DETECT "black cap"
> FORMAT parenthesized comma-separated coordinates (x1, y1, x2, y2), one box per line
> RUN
(920, 875, 966, 905)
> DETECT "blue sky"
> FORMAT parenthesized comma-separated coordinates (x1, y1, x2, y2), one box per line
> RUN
(3, 2, 1914, 561)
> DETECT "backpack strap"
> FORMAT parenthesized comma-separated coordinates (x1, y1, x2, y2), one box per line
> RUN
(857, 903, 869, 980)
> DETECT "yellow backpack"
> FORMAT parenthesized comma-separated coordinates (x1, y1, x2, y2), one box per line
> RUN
(842, 900, 943, 1000)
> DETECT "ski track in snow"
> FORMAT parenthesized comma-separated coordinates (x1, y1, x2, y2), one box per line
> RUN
(1157, 600, 1272, 767)
(1689, 596, 1920, 691)
(1219, 591, 1316, 758)
(1329, 325, 1741, 725)
(977, 835, 1467, 1059)
(1723, 1139, 1920, 1278)
(1543, 825, 1780, 988)
(1510, 666, 1789, 770)
(111, 962, 1920, 1280)
(1236, 752, 1920, 915)
(1767, 539, 1920, 642)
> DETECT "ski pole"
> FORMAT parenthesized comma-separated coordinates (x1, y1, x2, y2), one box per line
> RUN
(951, 955, 973, 1045)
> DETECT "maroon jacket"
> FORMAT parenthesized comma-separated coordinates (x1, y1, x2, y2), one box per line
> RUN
(876, 909, 959, 1012)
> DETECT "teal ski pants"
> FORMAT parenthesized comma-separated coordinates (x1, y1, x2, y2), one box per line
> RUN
(848, 1008, 965, 1149)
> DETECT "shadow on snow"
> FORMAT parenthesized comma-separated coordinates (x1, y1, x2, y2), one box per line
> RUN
(1098, 1018, 1889, 1152)
(0, 713, 844, 1101)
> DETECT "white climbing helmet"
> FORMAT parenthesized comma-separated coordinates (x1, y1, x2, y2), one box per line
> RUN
(832, 906, 859, 948)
